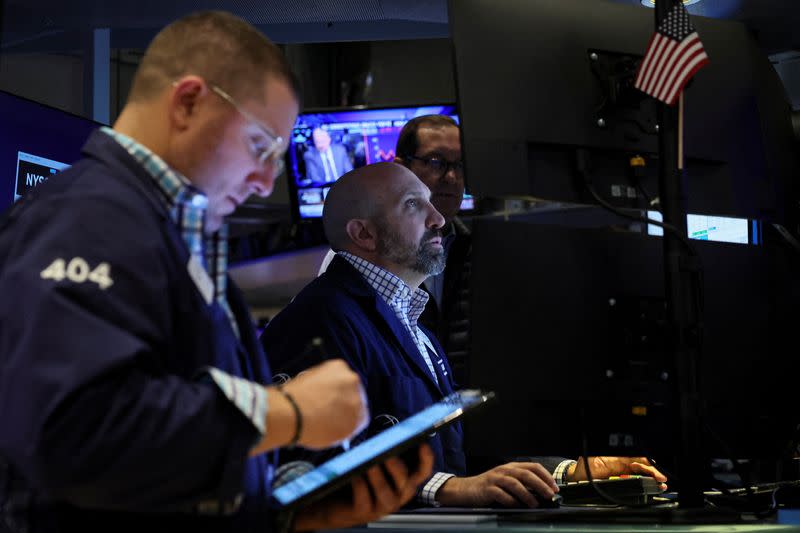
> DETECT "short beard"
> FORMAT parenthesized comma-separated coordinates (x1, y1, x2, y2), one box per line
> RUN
(374, 218, 446, 277)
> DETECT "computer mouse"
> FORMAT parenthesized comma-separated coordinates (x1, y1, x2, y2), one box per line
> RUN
(535, 492, 562, 509)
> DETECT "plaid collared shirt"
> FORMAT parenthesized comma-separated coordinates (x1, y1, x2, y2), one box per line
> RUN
(102, 127, 238, 338)
(336, 252, 575, 506)
(103, 129, 273, 516)
(338, 251, 440, 385)
(338, 252, 453, 505)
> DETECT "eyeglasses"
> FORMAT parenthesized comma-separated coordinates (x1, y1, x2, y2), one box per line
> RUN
(407, 155, 464, 178)
(209, 84, 287, 175)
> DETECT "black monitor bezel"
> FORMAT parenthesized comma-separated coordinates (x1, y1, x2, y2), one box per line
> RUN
(285, 102, 467, 225)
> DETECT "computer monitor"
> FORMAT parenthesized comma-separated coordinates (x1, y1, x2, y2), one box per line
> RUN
(464, 217, 799, 482)
(450, 0, 800, 486)
(286, 105, 474, 220)
(449, 0, 798, 227)
(647, 211, 760, 245)
(0, 90, 101, 215)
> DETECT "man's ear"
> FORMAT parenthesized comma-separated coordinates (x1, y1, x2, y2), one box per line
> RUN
(345, 218, 378, 253)
(169, 76, 207, 131)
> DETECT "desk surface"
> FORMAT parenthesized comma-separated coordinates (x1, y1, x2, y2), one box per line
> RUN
(327, 507, 800, 532)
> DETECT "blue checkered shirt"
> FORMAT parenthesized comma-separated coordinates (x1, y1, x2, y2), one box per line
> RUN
(102, 128, 269, 460)
(102, 127, 238, 338)
(338, 252, 440, 385)
(338, 252, 455, 504)
(337, 252, 577, 504)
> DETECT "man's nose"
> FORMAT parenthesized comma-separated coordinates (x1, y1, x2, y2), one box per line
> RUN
(249, 166, 276, 197)
(442, 165, 459, 184)
(427, 204, 445, 229)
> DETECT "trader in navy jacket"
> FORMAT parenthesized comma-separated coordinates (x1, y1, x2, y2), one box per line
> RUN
(0, 12, 431, 533)
(261, 162, 668, 508)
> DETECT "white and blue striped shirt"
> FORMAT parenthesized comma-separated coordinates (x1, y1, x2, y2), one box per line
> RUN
(103, 127, 268, 446)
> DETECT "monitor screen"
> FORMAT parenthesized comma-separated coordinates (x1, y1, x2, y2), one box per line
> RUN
(647, 211, 760, 245)
(271, 390, 493, 509)
(0, 90, 101, 215)
(286, 105, 473, 220)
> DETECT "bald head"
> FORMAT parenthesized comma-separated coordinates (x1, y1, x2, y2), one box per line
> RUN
(323, 162, 414, 251)
(324, 162, 446, 286)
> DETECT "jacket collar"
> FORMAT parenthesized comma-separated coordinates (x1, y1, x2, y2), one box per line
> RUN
(81, 129, 171, 222)
(325, 255, 444, 393)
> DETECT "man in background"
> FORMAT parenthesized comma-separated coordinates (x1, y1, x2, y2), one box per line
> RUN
(318, 115, 471, 382)
(393, 115, 471, 384)
(262, 163, 666, 508)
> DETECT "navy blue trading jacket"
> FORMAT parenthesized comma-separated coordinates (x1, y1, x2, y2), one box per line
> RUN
(0, 131, 275, 532)
(261, 255, 466, 477)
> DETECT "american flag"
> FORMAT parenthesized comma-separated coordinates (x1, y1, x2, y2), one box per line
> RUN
(634, 1, 709, 105)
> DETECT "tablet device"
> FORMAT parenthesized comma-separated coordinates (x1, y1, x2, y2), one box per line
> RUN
(270, 389, 495, 510)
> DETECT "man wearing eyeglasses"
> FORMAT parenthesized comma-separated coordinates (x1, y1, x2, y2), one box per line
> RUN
(392, 115, 471, 386)
(0, 11, 432, 533)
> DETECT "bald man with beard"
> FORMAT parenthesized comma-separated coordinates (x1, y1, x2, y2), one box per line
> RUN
(260, 163, 564, 508)
(262, 162, 668, 508)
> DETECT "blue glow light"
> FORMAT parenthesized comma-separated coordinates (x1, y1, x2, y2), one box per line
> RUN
(641, 0, 702, 6)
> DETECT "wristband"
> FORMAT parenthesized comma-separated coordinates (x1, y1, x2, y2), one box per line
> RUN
(276, 385, 302, 447)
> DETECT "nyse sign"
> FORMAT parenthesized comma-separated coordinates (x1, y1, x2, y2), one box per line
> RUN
(26, 172, 48, 186)
(14, 151, 70, 201)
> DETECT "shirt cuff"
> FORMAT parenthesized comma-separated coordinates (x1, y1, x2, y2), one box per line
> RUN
(204, 367, 268, 435)
(273, 461, 315, 489)
(552, 459, 577, 484)
(417, 472, 456, 506)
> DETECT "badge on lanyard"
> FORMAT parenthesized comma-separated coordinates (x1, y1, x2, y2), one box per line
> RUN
(422, 334, 448, 378)
(187, 255, 214, 305)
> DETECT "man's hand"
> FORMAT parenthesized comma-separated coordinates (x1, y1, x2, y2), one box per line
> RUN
(253, 359, 368, 455)
(282, 359, 369, 449)
(436, 462, 559, 508)
(294, 444, 434, 531)
(567, 457, 668, 488)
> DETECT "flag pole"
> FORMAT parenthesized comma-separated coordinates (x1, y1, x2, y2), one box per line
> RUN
(678, 93, 684, 170)
(654, 0, 706, 510)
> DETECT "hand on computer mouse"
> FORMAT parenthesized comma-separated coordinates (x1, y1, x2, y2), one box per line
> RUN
(436, 461, 559, 508)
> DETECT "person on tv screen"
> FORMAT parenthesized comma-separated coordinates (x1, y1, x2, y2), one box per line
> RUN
(0, 11, 432, 532)
(303, 127, 353, 186)
(261, 162, 667, 508)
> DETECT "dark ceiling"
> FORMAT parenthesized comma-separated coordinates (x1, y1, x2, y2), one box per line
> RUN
(1, 0, 798, 53)
(609, 0, 800, 54)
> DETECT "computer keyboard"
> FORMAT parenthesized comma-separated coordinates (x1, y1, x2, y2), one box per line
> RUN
(558, 475, 664, 505)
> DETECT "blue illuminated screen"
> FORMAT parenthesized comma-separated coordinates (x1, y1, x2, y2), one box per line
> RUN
(272, 391, 487, 507)
(287, 105, 472, 219)
(0, 91, 100, 215)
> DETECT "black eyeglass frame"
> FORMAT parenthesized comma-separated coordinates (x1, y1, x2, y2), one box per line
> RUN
(405, 154, 465, 178)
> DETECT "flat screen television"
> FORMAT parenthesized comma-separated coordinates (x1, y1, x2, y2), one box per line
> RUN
(286, 104, 473, 220)
(0, 90, 101, 215)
